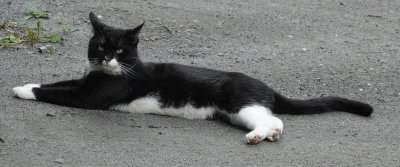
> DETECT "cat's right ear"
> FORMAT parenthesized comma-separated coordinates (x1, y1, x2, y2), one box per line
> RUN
(89, 12, 106, 36)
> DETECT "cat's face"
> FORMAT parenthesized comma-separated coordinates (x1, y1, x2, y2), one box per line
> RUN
(87, 12, 143, 76)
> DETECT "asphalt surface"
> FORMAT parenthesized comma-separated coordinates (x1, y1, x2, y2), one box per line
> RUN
(1, 0, 399, 166)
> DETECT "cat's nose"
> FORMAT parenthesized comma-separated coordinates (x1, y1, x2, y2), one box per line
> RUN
(104, 57, 112, 62)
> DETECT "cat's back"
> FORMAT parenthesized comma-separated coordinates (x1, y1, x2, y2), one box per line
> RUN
(145, 62, 230, 82)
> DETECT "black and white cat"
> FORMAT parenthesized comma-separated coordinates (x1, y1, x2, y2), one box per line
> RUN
(12, 13, 373, 144)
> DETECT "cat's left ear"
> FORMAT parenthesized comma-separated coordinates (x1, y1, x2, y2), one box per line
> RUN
(125, 22, 145, 45)
(89, 12, 106, 35)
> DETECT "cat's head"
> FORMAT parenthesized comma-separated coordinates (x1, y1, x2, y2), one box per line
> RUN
(87, 12, 144, 76)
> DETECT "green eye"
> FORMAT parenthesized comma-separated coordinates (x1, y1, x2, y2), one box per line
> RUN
(98, 46, 104, 51)
(116, 49, 123, 54)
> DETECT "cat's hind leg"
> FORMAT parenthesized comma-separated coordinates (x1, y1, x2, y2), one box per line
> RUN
(230, 105, 283, 144)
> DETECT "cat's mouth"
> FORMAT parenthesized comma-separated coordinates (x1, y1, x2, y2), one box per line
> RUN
(86, 59, 122, 75)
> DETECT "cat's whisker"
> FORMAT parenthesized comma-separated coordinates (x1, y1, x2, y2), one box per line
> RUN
(120, 65, 137, 78)
(120, 66, 137, 79)
(118, 62, 136, 69)
(120, 64, 143, 79)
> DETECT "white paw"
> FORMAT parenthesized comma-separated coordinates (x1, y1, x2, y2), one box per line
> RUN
(245, 131, 264, 145)
(12, 85, 38, 100)
(23, 84, 41, 88)
(266, 128, 282, 142)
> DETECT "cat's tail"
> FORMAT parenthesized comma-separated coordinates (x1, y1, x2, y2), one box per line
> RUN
(272, 94, 373, 116)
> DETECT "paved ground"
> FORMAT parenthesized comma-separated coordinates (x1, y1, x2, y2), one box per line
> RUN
(1, 0, 399, 166)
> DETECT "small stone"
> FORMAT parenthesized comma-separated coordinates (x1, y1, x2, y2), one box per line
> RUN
(218, 53, 224, 56)
(193, 20, 199, 23)
(38, 46, 47, 53)
(302, 48, 307, 51)
(287, 35, 293, 38)
(46, 112, 56, 117)
(0, 138, 4, 143)
(97, 15, 102, 19)
(148, 125, 161, 128)
(367, 83, 372, 86)
(55, 158, 64, 164)
(359, 88, 364, 92)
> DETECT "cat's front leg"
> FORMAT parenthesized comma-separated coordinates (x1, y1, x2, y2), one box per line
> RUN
(40, 79, 81, 88)
(12, 84, 41, 100)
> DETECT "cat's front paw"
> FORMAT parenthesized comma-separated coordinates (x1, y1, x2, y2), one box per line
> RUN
(12, 84, 40, 100)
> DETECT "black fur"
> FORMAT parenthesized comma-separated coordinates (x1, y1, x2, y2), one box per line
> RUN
(30, 12, 373, 117)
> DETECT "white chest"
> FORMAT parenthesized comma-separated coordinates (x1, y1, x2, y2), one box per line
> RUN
(109, 96, 216, 119)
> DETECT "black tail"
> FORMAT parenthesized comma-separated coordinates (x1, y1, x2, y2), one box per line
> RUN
(272, 94, 373, 116)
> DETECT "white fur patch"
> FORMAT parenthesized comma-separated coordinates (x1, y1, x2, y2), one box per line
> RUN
(110, 96, 216, 119)
(12, 84, 40, 100)
(85, 59, 122, 76)
(228, 105, 283, 144)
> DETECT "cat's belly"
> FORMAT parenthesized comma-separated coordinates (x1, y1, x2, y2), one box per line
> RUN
(109, 96, 216, 119)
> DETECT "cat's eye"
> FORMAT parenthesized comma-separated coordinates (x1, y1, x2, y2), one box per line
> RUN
(98, 46, 104, 51)
(116, 49, 124, 54)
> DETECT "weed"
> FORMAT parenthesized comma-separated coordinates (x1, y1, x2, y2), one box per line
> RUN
(161, 21, 177, 35)
(62, 24, 75, 35)
(45, 33, 64, 43)
(56, 16, 63, 25)
(27, 28, 40, 43)
(25, 6, 50, 19)
(0, 32, 23, 48)
(0, 21, 7, 29)
(46, 45, 57, 54)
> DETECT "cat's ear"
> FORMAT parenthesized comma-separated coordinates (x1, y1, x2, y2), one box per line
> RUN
(125, 22, 145, 45)
(89, 12, 106, 35)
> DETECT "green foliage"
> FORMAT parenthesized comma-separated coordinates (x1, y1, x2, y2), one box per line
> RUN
(56, 16, 63, 25)
(0, 7, 73, 53)
(46, 45, 57, 54)
(45, 33, 64, 43)
(161, 21, 177, 35)
(27, 28, 40, 43)
(36, 20, 44, 31)
(0, 21, 7, 29)
(25, 6, 50, 19)
(0, 32, 23, 48)
(62, 24, 75, 34)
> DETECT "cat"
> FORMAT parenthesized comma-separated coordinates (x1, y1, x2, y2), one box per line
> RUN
(12, 12, 373, 144)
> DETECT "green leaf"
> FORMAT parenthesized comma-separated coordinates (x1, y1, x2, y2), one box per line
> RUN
(0, 21, 7, 29)
(62, 25, 75, 34)
(45, 33, 64, 43)
(56, 16, 63, 25)
(0, 33, 22, 48)
(25, 6, 50, 19)
(46, 45, 57, 54)
(161, 21, 177, 35)
(27, 28, 40, 43)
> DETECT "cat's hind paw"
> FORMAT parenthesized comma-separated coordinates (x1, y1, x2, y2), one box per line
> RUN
(12, 84, 40, 100)
(245, 132, 263, 145)
(266, 128, 282, 142)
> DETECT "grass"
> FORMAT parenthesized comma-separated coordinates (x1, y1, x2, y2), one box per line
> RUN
(0, 6, 75, 54)
(0, 21, 8, 29)
(45, 33, 64, 43)
(0, 32, 23, 48)
(62, 24, 75, 35)
(25, 6, 50, 19)
(161, 20, 177, 35)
